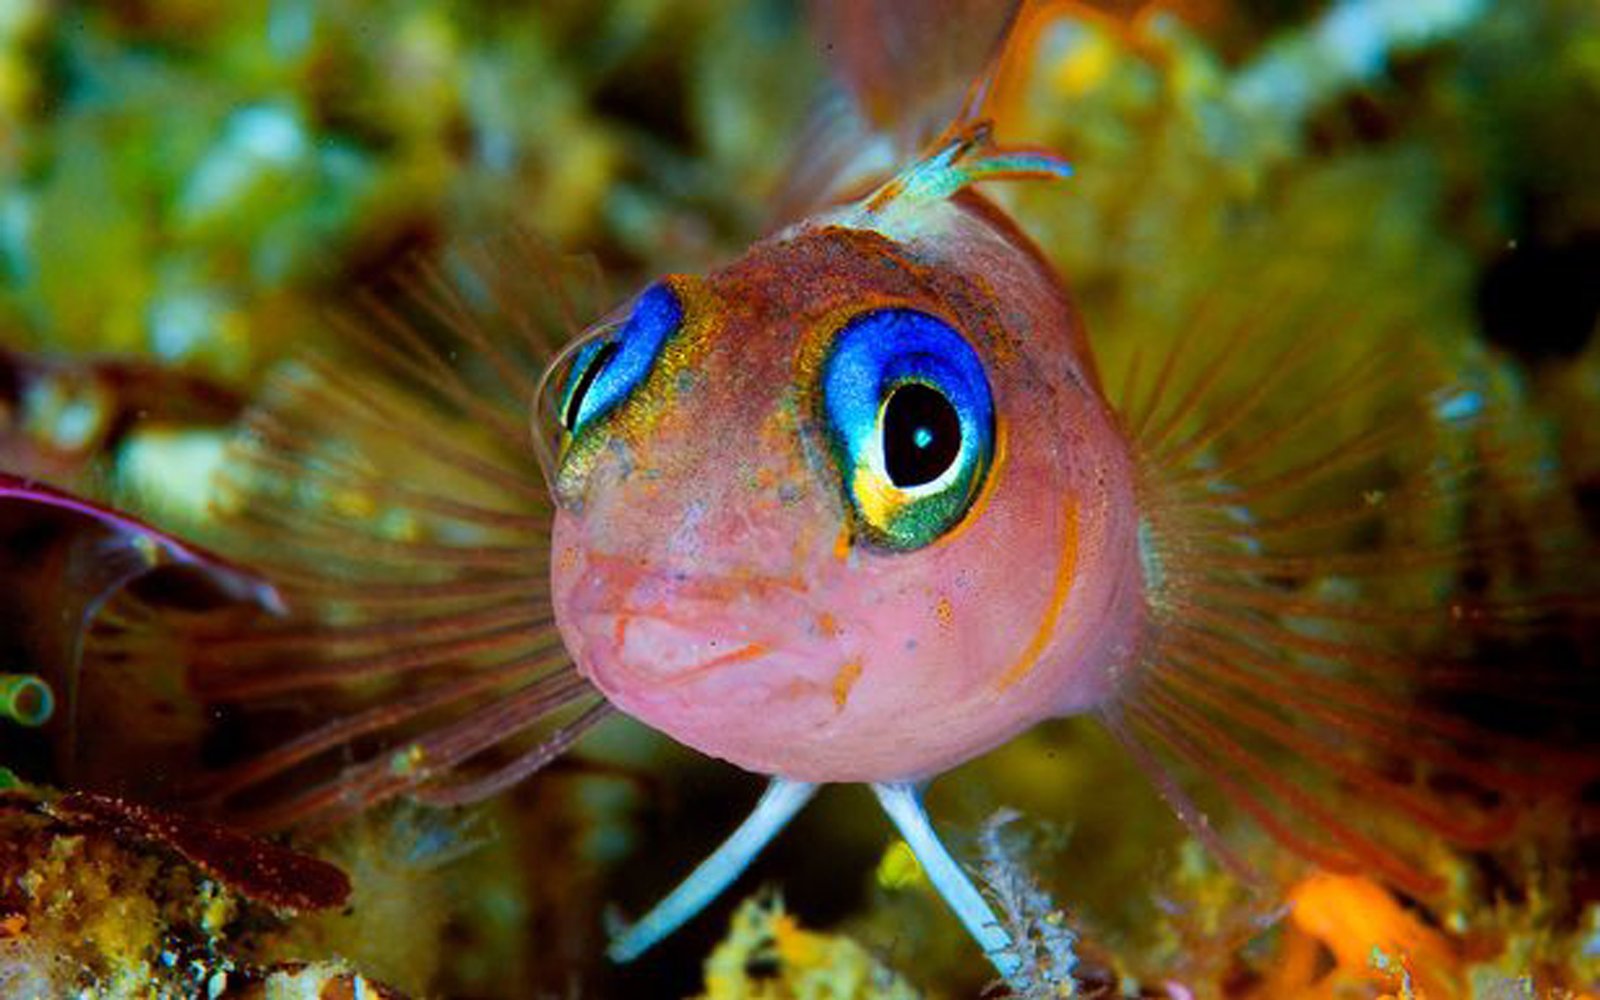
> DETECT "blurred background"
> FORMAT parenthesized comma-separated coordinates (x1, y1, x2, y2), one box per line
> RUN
(1, 1, 1596, 997)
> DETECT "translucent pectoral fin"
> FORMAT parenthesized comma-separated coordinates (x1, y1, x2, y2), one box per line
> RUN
(608, 778, 819, 963)
(871, 782, 1021, 982)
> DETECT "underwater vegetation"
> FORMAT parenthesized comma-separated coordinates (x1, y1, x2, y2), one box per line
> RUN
(1, 0, 1598, 997)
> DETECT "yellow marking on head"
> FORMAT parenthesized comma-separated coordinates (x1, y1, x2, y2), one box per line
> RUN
(851, 464, 905, 528)
(815, 612, 839, 638)
(995, 498, 1080, 692)
(863, 176, 908, 215)
(935, 596, 954, 630)
(831, 659, 864, 710)
(833, 525, 852, 561)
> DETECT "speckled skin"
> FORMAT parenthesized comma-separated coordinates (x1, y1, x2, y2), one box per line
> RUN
(551, 192, 1145, 782)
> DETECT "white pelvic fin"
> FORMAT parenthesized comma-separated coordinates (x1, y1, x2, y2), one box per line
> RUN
(872, 782, 1021, 982)
(608, 777, 819, 963)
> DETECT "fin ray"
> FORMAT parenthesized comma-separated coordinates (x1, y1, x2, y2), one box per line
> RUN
(1107, 252, 1597, 896)
(163, 237, 612, 824)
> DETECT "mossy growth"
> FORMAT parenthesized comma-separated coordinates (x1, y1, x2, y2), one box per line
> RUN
(0, 784, 412, 998)
(697, 895, 923, 1000)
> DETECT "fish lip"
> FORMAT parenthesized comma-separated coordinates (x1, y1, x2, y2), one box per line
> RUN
(570, 607, 781, 693)
(553, 532, 825, 701)
(559, 544, 820, 629)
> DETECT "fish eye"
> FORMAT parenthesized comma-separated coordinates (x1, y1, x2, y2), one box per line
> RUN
(882, 382, 962, 487)
(559, 283, 682, 435)
(819, 309, 996, 550)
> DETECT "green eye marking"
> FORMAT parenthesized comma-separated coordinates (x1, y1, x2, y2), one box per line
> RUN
(820, 310, 996, 550)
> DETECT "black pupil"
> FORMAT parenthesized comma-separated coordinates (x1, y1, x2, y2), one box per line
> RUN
(882, 382, 962, 488)
(562, 341, 619, 430)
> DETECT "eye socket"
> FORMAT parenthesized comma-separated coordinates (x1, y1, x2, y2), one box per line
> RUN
(820, 309, 996, 550)
(560, 283, 682, 435)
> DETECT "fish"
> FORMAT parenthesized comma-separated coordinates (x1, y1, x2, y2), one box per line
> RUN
(40, 0, 1596, 988)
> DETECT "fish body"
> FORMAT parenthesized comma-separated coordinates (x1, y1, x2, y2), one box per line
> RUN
(528, 4, 1596, 971)
(552, 187, 1144, 782)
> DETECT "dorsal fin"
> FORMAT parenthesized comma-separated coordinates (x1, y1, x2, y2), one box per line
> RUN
(772, 1, 1025, 220)
(810, 0, 1022, 149)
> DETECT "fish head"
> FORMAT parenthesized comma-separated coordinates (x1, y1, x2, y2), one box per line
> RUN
(549, 191, 1144, 782)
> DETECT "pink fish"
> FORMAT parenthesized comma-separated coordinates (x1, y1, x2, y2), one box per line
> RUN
(72, 0, 1591, 986)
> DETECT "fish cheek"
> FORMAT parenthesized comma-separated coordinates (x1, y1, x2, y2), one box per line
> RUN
(897, 370, 1136, 716)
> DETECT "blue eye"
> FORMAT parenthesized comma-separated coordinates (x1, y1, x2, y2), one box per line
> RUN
(820, 309, 996, 550)
(561, 283, 682, 435)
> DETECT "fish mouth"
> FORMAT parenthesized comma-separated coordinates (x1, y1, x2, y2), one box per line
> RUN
(574, 607, 778, 692)
(551, 530, 830, 715)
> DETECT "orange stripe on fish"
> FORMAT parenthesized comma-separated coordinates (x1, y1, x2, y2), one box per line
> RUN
(831, 659, 864, 710)
(996, 497, 1080, 692)
(667, 642, 771, 687)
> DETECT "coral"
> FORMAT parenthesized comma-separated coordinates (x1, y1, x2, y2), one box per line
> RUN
(697, 895, 922, 1000)
(1268, 873, 1464, 998)
(255, 804, 485, 995)
(0, 791, 240, 995)
(227, 963, 410, 1000)
(0, 783, 413, 998)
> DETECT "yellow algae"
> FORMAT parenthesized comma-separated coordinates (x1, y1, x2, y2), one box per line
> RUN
(875, 840, 924, 892)
(698, 896, 922, 1000)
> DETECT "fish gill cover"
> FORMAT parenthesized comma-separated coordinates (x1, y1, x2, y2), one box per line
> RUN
(0, 1, 1597, 998)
